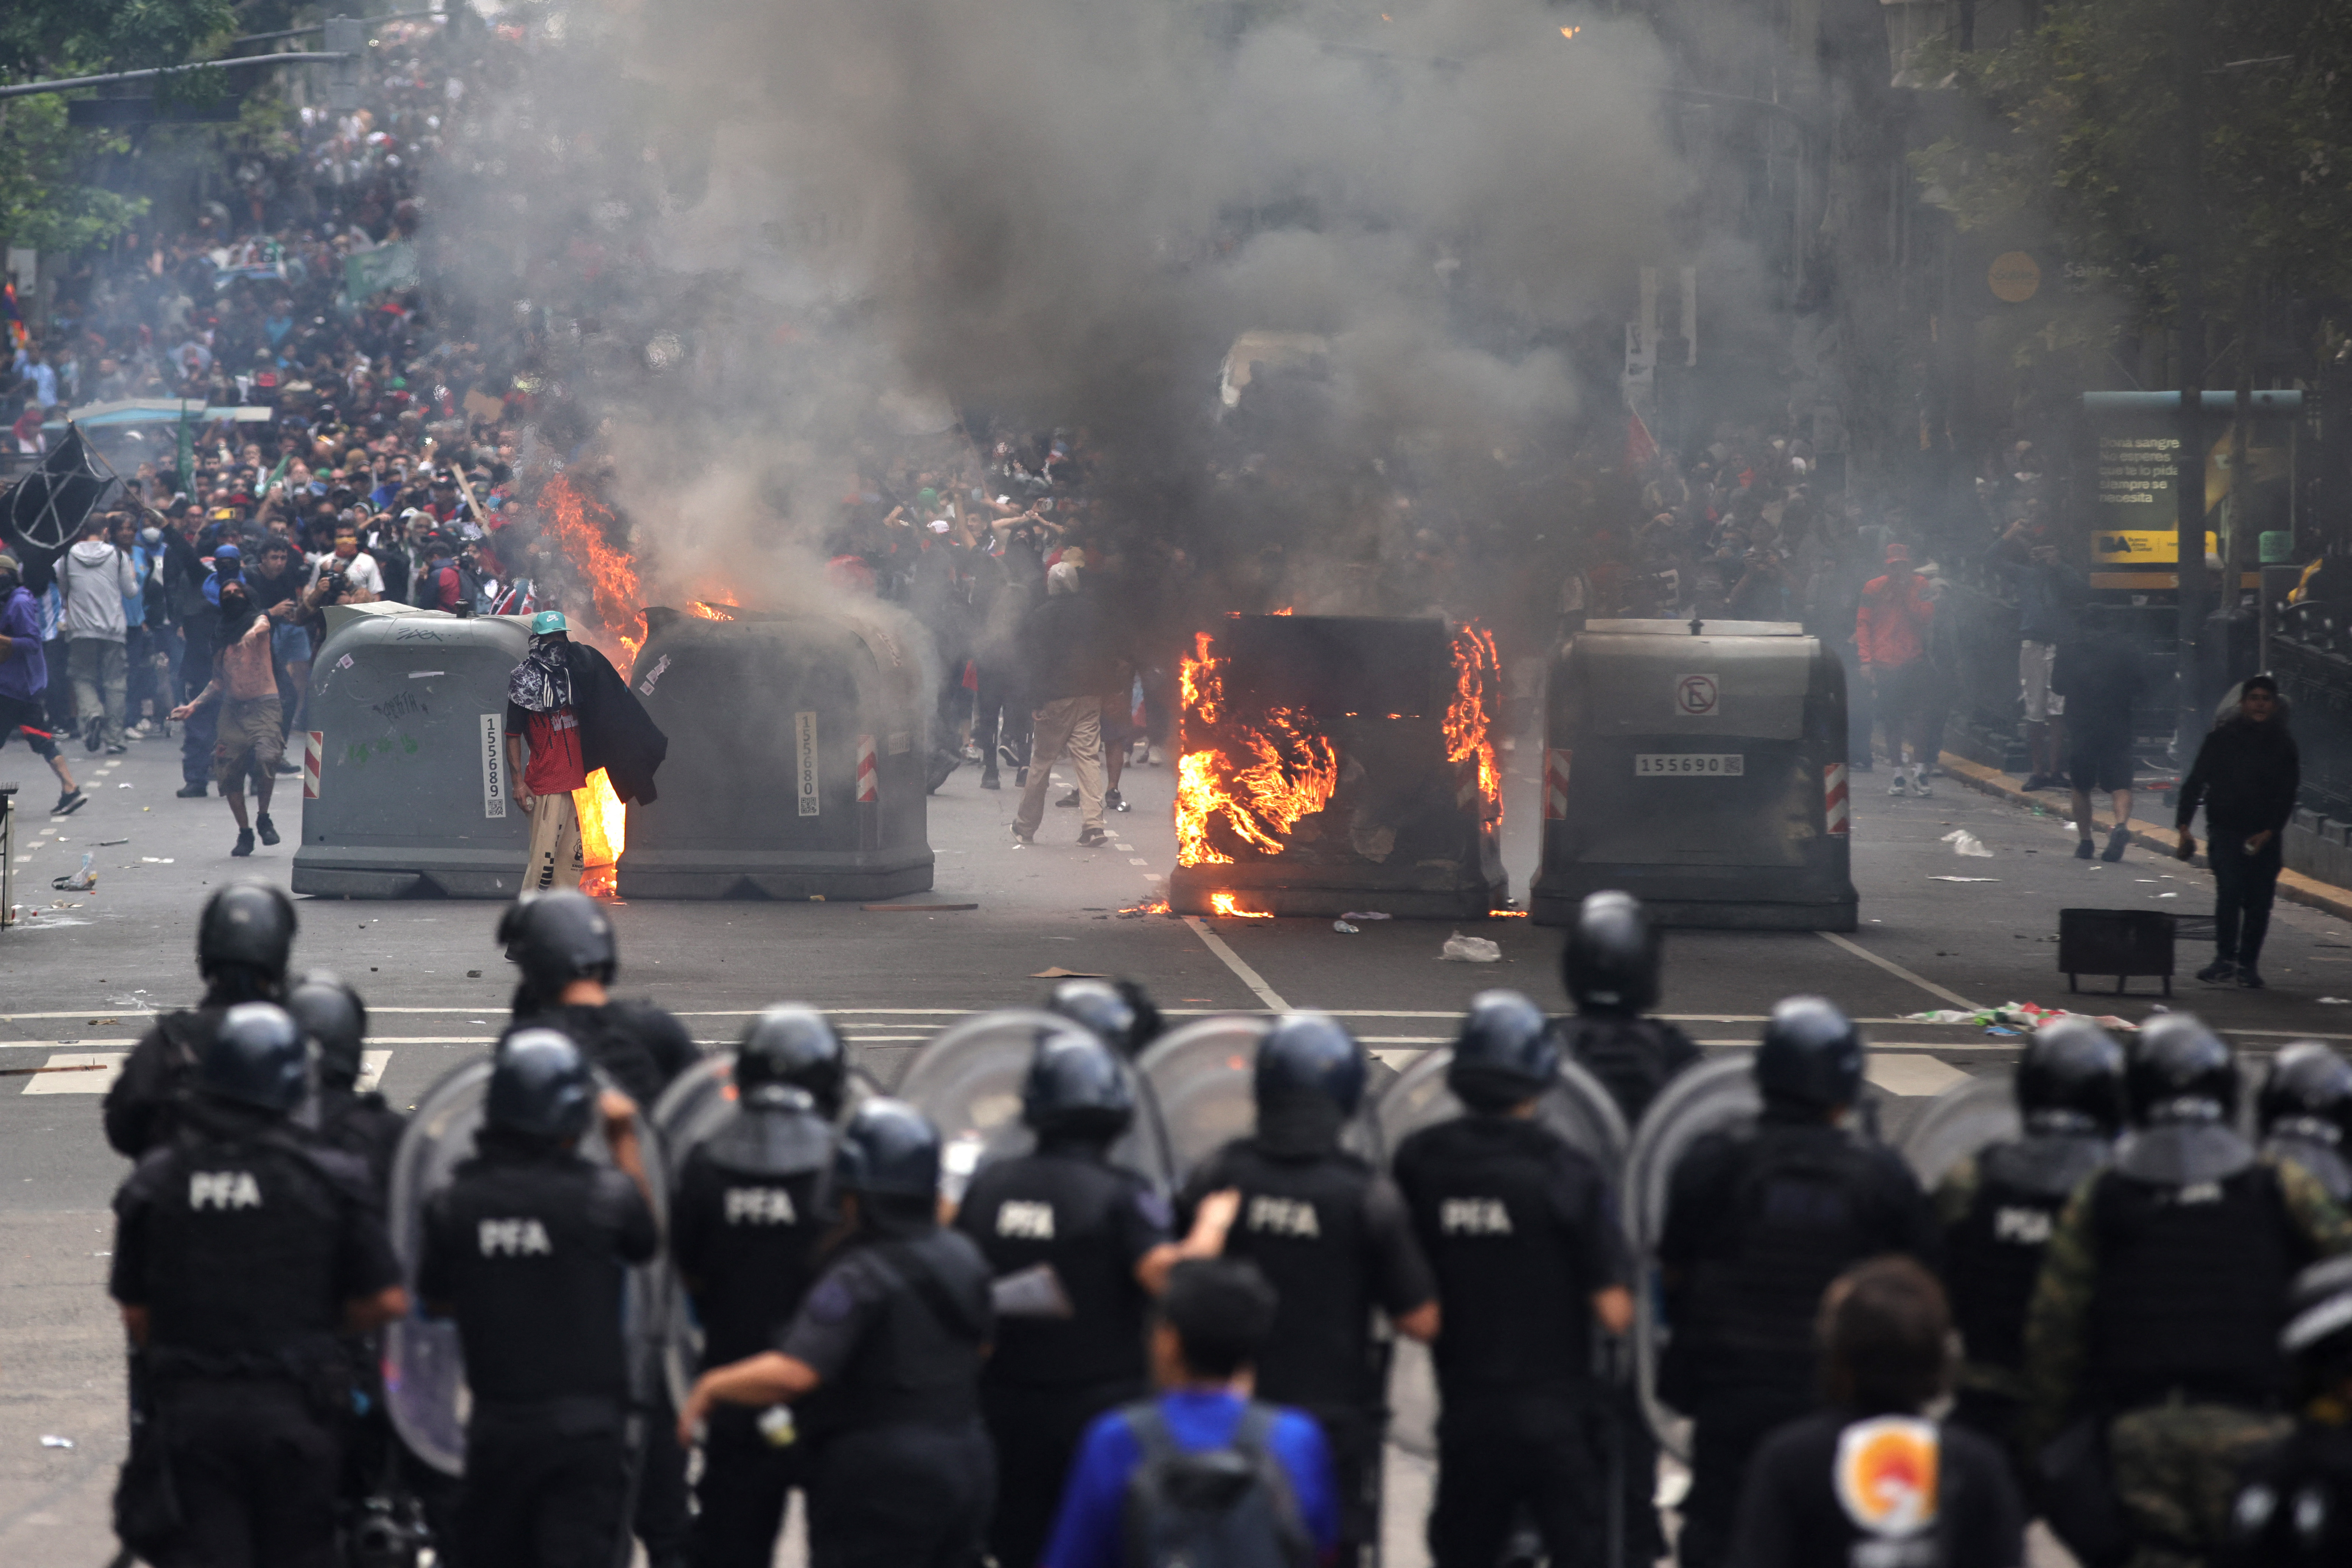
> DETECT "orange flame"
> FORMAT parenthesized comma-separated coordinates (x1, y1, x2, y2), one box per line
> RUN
(1447, 622, 1504, 824)
(1209, 892, 1273, 919)
(536, 474, 645, 673)
(1176, 629, 1339, 866)
(573, 767, 627, 898)
(1270, 605, 1295, 615)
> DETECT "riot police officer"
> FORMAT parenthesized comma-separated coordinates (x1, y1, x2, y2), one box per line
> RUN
(671, 1006, 845, 1568)
(1046, 975, 1166, 1058)
(2023, 1014, 2352, 1566)
(679, 1099, 997, 1568)
(105, 879, 298, 1156)
(1391, 990, 1635, 1568)
(2222, 1256, 2352, 1566)
(954, 1020, 1230, 1568)
(108, 1002, 407, 1566)
(498, 888, 698, 1108)
(287, 971, 405, 1199)
(1934, 1017, 2124, 1461)
(1557, 891, 1701, 1127)
(2260, 1042, 2352, 1203)
(1177, 1011, 1439, 1566)
(1657, 995, 1937, 1568)
(418, 1029, 660, 1568)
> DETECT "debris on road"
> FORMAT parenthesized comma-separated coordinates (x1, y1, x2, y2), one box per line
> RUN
(1342, 911, 1393, 921)
(1942, 829, 1994, 858)
(1903, 1001, 2139, 1031)
(39, 1436, 73, 1450)
(1440, 932, 1502, 963)
(1927, 876, 1999, 883)
(1333, 921, 1360, 933)
(1031, 967, 1107, 979)
(51, 853, 96, 892)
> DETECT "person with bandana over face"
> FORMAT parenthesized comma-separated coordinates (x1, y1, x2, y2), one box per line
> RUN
(171, 573, 288, 856)
(502, 609, 668, 895)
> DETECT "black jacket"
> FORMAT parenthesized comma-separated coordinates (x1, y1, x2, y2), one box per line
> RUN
(2177, 714, 2299, 835)
(516, 641, 669, 805)
(2050, 631, 2144, 748)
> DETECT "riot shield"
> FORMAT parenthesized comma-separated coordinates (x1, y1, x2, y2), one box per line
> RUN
(384, 1056, 672, 1477)
(1375, 1048, 1631, 1461)
(1897, 1071, 2019, 1192)
(894, 1009, 1174, 1204)
(1620, 1051, 1760, 1461)
(1136, 1013, 1393, 1185)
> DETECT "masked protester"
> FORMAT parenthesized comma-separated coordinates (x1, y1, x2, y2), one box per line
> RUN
(502, 609, 667, 895)
(0, 549, 88, 814)
(170, 574, 287, 855)
(1558, 891, 1701, 1127)
(680, 1099, 998, 1568)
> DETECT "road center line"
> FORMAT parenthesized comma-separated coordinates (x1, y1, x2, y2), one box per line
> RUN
(1181, 916, 1292, 1012)
(1817, 931, 1978, 1011)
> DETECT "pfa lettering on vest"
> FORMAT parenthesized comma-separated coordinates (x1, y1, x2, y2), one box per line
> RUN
(995, 1200, 1056, 1240)
(725, 1186, 799, 1225)
(1440, 1197, 1514, 1236)
(1246, 1195, 1320, 1238)
(478, 1217, 555, 1256)
(1992, 1205, 2053, 1245)
(190, 1171, 263, 1210)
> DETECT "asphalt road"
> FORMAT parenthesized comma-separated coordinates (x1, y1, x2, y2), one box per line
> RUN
(6, 723, 2336, 1562)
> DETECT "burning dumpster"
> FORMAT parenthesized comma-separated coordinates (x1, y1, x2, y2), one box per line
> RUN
(1166, 614, 1507, 919)
(618, 606, 935, 900)
(1529, 618, 1855, 931)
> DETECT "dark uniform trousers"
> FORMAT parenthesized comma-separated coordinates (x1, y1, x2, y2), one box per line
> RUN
(1302, 1402, 1385, 1565)
(806, 1418, 994, 1568)
(982, 1376, 1142, 1568)
(690, 1407, 809, 1568)
(455, 1401, 632, 1568)
(1429, 1392, 1605, 1568)
(154, 1378, 342, 1568)
(1681, 1388, 1810, 1568)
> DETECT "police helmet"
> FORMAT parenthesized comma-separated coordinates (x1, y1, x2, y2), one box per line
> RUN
(736, 1006, 848, 1116)
(1022, 1022, 1136, 1140)
(286, 971, 370, 1088)
(1754, 995, 1864, 1111)
(197, 880, 297, 982)
(201, 1001, 309, 1113)
(1448, 989, 1561, 1112)
(487, 1028, 596, 1142)
(2125, 1013, 2237, 1126)
(2259, 1042, 2352, 1146)
(497, 890, 617, 996)
(1564, 891, 1660, 1015)
(2282, 1255, 2352, 1382)
(832, 1098, 941, 1199)
(1254, 1012, 1367, 1116)
(2016, 1018, 2126, 1134)
(1047, 978, 1143, 1056)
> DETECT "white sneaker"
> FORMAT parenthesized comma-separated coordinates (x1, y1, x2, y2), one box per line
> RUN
(1911, 771, 1933, 798)
(1887, 774, 1912, 796)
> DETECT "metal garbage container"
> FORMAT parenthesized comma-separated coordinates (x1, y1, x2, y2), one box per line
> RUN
(291, 604, 537, 899)
(618, 607, 935, 900)
(1530, 618, 1855, 930)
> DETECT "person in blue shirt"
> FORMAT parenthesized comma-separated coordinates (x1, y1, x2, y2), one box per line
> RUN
(1042, 1258, 1341, 1568)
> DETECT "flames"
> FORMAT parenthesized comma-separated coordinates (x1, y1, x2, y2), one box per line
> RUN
(1447, 623, 1504, 824)
(1209, 892, 1272, 918)
(1175, 630, 1340, 867)
(573, 768, 627, 900)
(536, 474, 646, 674)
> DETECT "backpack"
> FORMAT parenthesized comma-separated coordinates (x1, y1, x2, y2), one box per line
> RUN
(1119, 1400, 1313, 1568)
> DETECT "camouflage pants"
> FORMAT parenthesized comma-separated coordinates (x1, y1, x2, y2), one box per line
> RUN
(2110, 1400, 2290, 1568)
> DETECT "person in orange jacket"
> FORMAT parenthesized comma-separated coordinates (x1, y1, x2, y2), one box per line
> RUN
(1856, 542, 1938, 796)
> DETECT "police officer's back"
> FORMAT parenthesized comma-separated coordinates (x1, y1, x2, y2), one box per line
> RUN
(109, 1003, 407, 1566)
(1658, 996, 1938, 1568)
(1391, 991, 1634, 1568)
(680, 1100, 997, 1568)
(1178, 1011, 1438, 1566)
(953, 1019, 1188, 1568)
(2023, 1015, 2351, 1566)
(2260, 1042, 2352, 1204)
(417, 1029, 659, 1568)
(2223, 1256, 2352, 1566)
(497, 890, 698, 1108)
(671, 1007, 842, 1568)
(1934, 1018, 2122, 1458)
(289, 971, 406, 1199)
(106, 880, 298, 1157)
(1557, 891, 1701, 1128)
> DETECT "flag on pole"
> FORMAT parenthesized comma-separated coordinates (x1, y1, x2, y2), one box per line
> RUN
(1626, 411, 1659, 470)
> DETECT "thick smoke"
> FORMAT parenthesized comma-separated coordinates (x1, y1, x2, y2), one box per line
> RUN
(433, 0, 1689, 619)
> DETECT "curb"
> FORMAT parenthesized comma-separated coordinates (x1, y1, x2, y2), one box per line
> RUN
(1936, 752, 2352, 928)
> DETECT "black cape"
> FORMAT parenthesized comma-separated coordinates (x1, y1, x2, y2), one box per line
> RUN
(571, 641, 669, 806)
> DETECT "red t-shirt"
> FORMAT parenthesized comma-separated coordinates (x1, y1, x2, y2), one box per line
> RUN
(524, 708, 587, 795)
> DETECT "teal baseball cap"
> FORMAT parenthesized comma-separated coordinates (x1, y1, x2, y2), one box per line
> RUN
(531, 610, 569, 636)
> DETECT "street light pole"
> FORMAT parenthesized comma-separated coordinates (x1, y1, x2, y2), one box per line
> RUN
(2173, 0, 2208, 753)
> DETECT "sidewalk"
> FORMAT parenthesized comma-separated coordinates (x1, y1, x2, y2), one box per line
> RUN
(1939, 753, 2352, 926)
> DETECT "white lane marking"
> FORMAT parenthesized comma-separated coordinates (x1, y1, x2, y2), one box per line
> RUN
(356, 1050, 391, 1093)
(1816, 931, 1978, 1010)
(20, 1053, 125, 1094)
(1129, 859, 1150, 866)
(1866, 1054, 1971, 1096)
(1181, 916, 1291, 1012)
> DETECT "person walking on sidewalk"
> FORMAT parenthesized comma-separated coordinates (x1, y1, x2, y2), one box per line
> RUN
(1987, 519, 2082, 791)
(0, 551, 85, 815)
(170, 580, 286, 856)
(2176, 675, 2300, 988)
(1014, 561, 1110, 848)
(2051, 602, 2145, 863)
(58, 514, 140, 754)
(1856, 542, 1938, 798)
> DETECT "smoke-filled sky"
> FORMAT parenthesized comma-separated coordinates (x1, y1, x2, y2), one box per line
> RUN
(438, 0, 1693, 610)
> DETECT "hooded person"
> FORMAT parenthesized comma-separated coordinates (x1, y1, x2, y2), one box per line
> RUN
(502, 610, 668, 895)
(171, 571, 288, 857)
(0, 550, 85, 814)
(57, 515, 140, 753)
(2178, 674, 2300, 987)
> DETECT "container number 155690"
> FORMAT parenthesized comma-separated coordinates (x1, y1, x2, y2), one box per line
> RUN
(1635, 753, 1745, 776)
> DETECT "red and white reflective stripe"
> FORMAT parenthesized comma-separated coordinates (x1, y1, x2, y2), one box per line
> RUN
(856, 734, 878, 803)
(1544, 749, 1573, 820)
(303, 731, 325, 800)
(1824, 762, 1850, 836)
